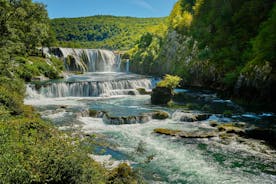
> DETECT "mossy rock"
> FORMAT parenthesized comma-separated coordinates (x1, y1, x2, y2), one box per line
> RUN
(217, 123, 245, 135)
(152, 111, 169, 120)
(154, 128, 217, 138)
(137, 88, 151, 95)
(89, 109, 98, 117)
(151, 87, 172, 105)
(154, 128, 182, 136)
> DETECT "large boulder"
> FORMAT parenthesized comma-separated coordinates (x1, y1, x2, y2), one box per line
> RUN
(151, 87, 172, 105)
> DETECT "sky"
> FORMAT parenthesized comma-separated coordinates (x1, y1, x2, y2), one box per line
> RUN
(35, 0, 178, 19)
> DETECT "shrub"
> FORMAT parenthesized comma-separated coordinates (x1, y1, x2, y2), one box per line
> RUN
(157, 74, 182, 89)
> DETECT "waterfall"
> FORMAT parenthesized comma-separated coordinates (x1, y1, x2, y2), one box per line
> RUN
(27, 78, 152, 98)
(44, 48, 121, 72)
(126, 59, 130, 73)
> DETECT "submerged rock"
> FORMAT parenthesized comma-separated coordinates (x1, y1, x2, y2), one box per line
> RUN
(154, 128, 217, 138)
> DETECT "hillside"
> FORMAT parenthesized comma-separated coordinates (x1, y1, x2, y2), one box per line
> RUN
(129, 0, 276, 107)
(51, 15, 167, 50)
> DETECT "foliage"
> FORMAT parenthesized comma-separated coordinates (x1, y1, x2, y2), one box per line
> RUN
(129, 0, 276, 103)
(157, 75, 182, 89)
(0, 0, 52, 56)
(108, 163, 139, 184)
(51, 16, 167, 50)
(0, 111, 106, 183)
(15, 56, 64, 81)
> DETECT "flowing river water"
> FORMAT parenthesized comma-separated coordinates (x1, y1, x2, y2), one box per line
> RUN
(25, 48, 276, 184)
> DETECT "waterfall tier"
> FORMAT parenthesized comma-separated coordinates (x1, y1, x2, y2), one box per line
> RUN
(27, 73, 152, 98)
(44, 48, 121, 72)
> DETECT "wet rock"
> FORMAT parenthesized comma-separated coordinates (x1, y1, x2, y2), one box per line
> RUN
(154, 128, 217, 138)
(151, 111, 169, 120)
(209, 121, 218, 127)
(151, 87, 172, 105)
(137, 88, 151, 95)
(103, 114, 151, 125)
(154, 128, 182, 136)
(173, 111, 211, 122)
(77, 109, 107, 118)
(128, 91, 137, 95)
(244, 128, 276, 148)
(217, 123, 245, 136)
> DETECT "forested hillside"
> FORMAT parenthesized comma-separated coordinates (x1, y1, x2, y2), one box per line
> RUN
(130, 0, 276, 107)
(51, 16, 167, 50)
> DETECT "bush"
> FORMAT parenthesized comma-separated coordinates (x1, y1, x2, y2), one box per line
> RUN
(157, 74, 182, 89)
(0, 116, 106, 184)
(108, 163, 138, 184)
(0, 77, 25, 116)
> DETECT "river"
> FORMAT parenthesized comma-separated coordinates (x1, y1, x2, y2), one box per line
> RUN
(25, 48, 276, 184)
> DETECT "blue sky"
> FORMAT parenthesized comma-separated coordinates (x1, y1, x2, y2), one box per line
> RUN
(35, 0, 178, 19)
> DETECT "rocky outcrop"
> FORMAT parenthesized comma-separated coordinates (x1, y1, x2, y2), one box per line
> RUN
(151, 111, 170, 120)
(172, 111, 211, 122)
(154, 128, 217, 138)
(136, 88, 151, 95)
(244, 128, 276, 148)
(151, 87, 172, 105)
(103, 114, 151, 125)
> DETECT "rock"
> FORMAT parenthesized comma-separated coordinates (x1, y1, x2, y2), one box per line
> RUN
(244, 128, 276, 148)
(154, 128, 217, 138)
(151, 111, 169, 120)
(103, 114, 151, 125)
(136, 88, 151, 95)
(77, 109, 107, 118)
(151, 87, 172, 105)
(172, 111, 211, 122)
(31, 75, 49, 81)
(209, 121, 218, 127)
(128, 90, 137, 95)
(154, 128, 182, 136)
(179, 131, 217, 138)
(217, 123, 245, 136)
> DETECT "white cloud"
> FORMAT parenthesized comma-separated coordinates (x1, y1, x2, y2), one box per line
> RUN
(132, 0, 155, 12)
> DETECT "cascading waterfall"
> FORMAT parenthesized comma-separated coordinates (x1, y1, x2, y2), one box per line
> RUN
(27, 78, 152, 98)
(44, 48, 121, 72)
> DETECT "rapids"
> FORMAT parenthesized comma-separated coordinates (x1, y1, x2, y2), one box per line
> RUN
(25, 48, 276, 184)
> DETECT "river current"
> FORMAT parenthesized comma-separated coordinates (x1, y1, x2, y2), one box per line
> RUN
(24, 48, 276, 183)
(25, 48, 276, 184)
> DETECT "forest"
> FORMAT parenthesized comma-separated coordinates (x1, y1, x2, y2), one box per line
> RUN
(51, 16, 167, 50)
(129, 0, 276, 108)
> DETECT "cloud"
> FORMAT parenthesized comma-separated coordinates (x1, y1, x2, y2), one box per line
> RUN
(132, 0, 155, 12)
